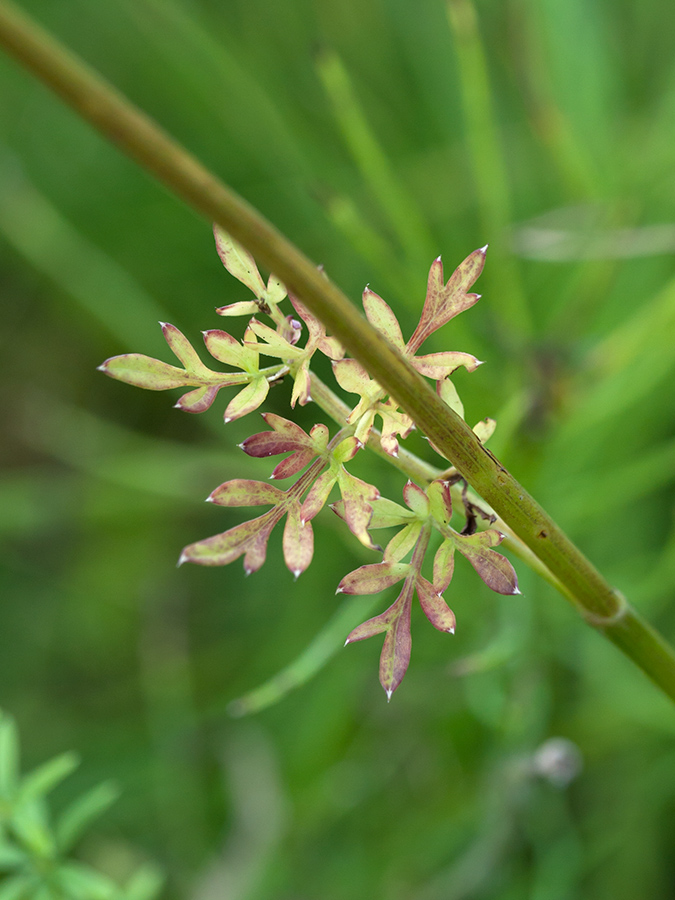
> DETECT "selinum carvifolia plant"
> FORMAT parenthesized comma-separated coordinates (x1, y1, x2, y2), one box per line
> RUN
(4, 0, 675, 708)
(99, 228, 519, 699)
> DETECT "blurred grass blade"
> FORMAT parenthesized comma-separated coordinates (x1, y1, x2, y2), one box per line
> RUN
(124, 0, 313, 183)
(316, 49, 434, 267)
(0, 712, 20, 797)
(0, 149, 171, 347)
(123, 864, 164, 900)
(56, 781, 120, 853)
(445, 0, 532, 337)
(57, 862, 119, 900)
(16, 752, 79, 806)
(10, 801, 54, 859)
(0, 875, 39, 900)
(325, 192, 415, 296)
(228, 596, 378, 716)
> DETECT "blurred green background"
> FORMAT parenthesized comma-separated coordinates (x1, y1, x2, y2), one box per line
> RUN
(2, 0, 675, 897)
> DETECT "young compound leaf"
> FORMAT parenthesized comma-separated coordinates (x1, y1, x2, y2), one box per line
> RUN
(426, 480, 453, 526)
(411, 350, 482, 379)
(160, 322, 206, 371)
(337, 468, 380, 550)
(433, 539, 456, 593)
(383, 522, 423, 562)
(473, 418, 496, 444)
(402, 481, 429, 519)
(337, 561, 409, 595)
(247, 319, 303, 360)
(289, 294, 345, 361)
(437, 378, 464, 418)
(174, 384, 224, 413)
(415, 576, 456, 633)
(378, 588, 414, 700)
(366, 498, 417, 529)
(224, 377, 270, 423)
(290, 364, 312, 407)
(344, 584, 414, 698)
(180, 512, 279, 573)
(362, 288, 405, 349)
(99, 323, 243, 414)
(208, 479, 285, 507)
(301, 469, 338, 523)
(204, 329, 259, 369)
(407, 247, 486, 353)
(453, 530, 520, 595)
(97, 354, 189, 391)
(214, 225, 266, 298)
(241, 414, 325, 479)
(283, 506, 314, 578)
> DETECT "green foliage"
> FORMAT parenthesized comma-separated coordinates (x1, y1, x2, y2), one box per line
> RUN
(0, 712, 162, 900)
(3, 0, 675, 898)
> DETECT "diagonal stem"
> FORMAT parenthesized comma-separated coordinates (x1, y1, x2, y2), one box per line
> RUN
(2, 0, 675, 702)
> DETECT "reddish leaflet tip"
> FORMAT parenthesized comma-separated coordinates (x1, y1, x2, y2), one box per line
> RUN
(479, 244, 489, 254)
(177, 551, 188, 567)
(159, 321, 168, 328)
(336, 587, 344, 595)
(293, 569, 302, 581)
(224, 416, 232, 424)
(386, 688, 393, 702)
(205, 496, 214, 503)
(434, 255, 442, 263)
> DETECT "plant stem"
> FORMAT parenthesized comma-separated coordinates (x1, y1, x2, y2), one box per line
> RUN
(2, 0, 675, 702)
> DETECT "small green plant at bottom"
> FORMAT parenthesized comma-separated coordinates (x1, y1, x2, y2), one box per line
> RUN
(0, 710, 163, 900)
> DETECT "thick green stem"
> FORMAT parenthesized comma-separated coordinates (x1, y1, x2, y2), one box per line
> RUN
(2, 0, 675, 701)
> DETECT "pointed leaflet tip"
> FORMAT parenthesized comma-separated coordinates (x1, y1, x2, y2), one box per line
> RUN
(479, 244, 488, 254)
(386, 688, 393, 702)
(293, 569, 302, 581)
(177, 551, 188, 567)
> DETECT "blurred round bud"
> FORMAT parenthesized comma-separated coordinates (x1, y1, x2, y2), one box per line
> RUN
(531, 737, 583, 788)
